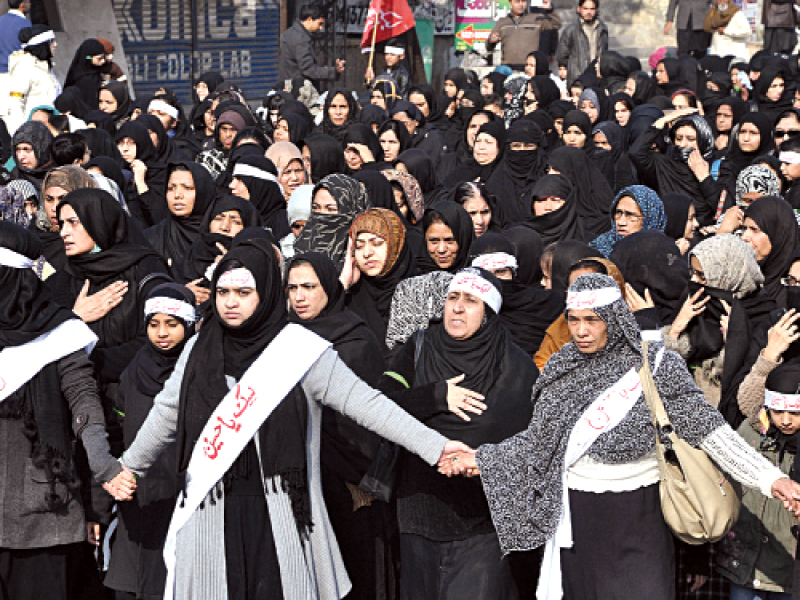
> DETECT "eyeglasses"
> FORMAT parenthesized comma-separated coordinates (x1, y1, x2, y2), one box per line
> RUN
(781, 275, 800, 287)
(613, 209, 642, 222)
(775, 129, 800, 140)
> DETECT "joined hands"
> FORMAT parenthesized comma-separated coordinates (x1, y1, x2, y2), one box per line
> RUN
(438, 441, 479, 477)
(103, 464, 138, 501)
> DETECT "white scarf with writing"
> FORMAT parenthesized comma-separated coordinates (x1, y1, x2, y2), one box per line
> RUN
(163, 323, 331, 600)
(536, 348, 664, 600)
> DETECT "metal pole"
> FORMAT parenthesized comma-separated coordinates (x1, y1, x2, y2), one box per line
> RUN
(190, 0, 198, 96)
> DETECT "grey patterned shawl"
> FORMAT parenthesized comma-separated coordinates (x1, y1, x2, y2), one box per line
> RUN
(475, 273, 726, 553)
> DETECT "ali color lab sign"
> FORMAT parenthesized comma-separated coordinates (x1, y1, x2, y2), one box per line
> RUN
(455, 0, 510, 51)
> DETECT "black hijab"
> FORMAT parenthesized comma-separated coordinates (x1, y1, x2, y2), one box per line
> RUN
(551, 240, 604, 297)
(562, 110, 595, 154)
(115, 120, 157, 165)
(139, 114, 181, 165)
(591, 120, 629, 191)
(599, 51, 631, 90)
(719, 112, 776, 189)
(233, 154, 290, 239)
(342, 122, 384, 167)
(754, 65, 794, 125)
(417, 200, 474, 274)
(84, 109, 117, 136)
(85, 156, 126, 191)
(629, 70, 658, 105)
(503, 225, 545, 286)
(144, 162, 216, 269)
(547, 146, 614, 238)
(745, 196, 800, 305)
(396, 148, 441, 204)
(64, 39, 105, 110)
(301, 133, 345, 184)
(662, 192, 694, 240)
(320, 89, 358, 142)
(486, 119, 547, 227)
(525, 174, 585, 245)
(444, 120, 505, 186)
(80, 128, 124, 166)
(101, 81, 132, 123)
(278, 113, 312, 145)
(54, 87, 91, 121)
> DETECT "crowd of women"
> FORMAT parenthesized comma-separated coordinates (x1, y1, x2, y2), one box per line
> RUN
(8, 17, 800, 600)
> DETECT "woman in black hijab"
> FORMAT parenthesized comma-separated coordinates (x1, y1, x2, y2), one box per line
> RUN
(178, 194, 262, 288)
(598, 51, 631, 92)
(11, 121, 53, 192)
(471, 232, 563, 355)
(718, 112, 775, 194)
(342, 123, 385, 173)
(64, 39, 106, 110)
(285, 251, 393, 600)
(443, 119, 505, 186)
(754, 65, 794, 125)
(54, 86, 91, 121)
(300, 133, 346, 184)
(139, 113, 185, 164)
(80, 127, 124, 166)
(418, 200, 474, 274)
(661, 192, 697, 253)
(144, 162, 216, 274)
(561, 109, 595, 154)
(275, 112, 311, 146)
(525, 173, 586, 245)
(85, 156, 126, 192)
(357, 103, 388, 133)
(743, 196, 800, 306)
(504, 225, 545, 286)
(486, 119, 547, 228)
(547, 145, 613, 238)
(193, 70, 224, 104)
(104, 283, 197, 600)
(592, 120, 635, 193)
(436, 109, 496, 184)
(443, 68, 468, 97)
(316, 88, 359, 142)
(85, 109, 117, 136)
(713, 96, 749, 157)
(379, 266, 538, 600)
(98, 81, 131, 127)
(656, 58, 686, 97)
(228, 154, 290, 239)
(408, 83, 448, 134)
(628, 70, 658, 106)
(0, 220, 124, 600)
(115, 120, 169, 226)
(396, 148, 442, 206)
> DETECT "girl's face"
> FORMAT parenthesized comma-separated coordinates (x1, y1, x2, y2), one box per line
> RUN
(354, 232, 389, 276)
(769, 409, 800, 435)
(409, 92, 430, 117)
(117, 137, 136, 163)
(562, 125, 586, 148)
(209, 210, 244, 237)
(444, 80, 458, 97)
(767, 77, 785, 102)
(273, 118, 291, 143)
(738, 122, 761, 153)
(370, 90, 387, 110)
(741, 216, 772, 261)
(166, 169, 197, 217)
(328, 94, 350, 126)
(716, 104, 733, 133)
(379, 129, 401, 162)
(656, 63, 668, 85)
(579, 99, 598, 123)
(525, 55, 537, 78)
(593, 131, 611, 151)
(147, 314, 185, 350)
(623, 78, 636, 97)
(98, 89, 118, 114)
(614, 101, 631, 127)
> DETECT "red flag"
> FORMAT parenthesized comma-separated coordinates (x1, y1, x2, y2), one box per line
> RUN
(360, 0, 415, 52)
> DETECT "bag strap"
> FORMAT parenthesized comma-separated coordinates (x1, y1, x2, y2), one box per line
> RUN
(639, 342, 672, 434)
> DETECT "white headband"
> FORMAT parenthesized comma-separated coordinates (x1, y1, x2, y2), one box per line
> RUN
(566, 286, 622, 311)
(471, 252, 518, 272)
(145, 297, 197, 324)
(765, 389, 800, 411)
(217, 267, 256, 289)
(0, 247, 34, 269)
(148, 99, 179, 120)
(780, 151, 800, 165)
(385, 46, 405, 55)
(233, 163, 278, 183)
(448, 269, 503, 314)
(22, 30, 55, 48)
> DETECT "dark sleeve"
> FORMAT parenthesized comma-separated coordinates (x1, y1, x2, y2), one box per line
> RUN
(696, 174, 733, 227)
(414, 128, 444, 166)
(598, 24, 609, 54)
(139, 179, 169, 225)
(629, 125, 662, 184)
(296, 36, 336, 82)
(377, 335, 449, 421)
(556, 26, 573, 67)
(485, 20, 503, 51)
(614, 154, 636, 193)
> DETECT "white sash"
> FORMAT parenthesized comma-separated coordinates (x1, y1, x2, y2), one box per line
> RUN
(536, 349, 664, 600)
(0, 320, 98, 404)
(162, 323, 331, 600)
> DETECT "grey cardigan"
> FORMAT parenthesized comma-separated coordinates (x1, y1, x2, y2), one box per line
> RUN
(123, 337, 447, 600)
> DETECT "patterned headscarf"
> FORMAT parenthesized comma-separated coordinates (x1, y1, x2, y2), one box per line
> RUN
(0, 186, 29, 227)
(735, 164, 782, 207)
(590, 185, 666, 257)
(669, 114, 715, 161)
(349, 208, 406, 277)
(381, 169, 424, 222)
(503, 73, 529, 126)
(690, 234, 763, 299)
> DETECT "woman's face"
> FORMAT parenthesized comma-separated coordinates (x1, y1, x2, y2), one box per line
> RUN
(117, 137, 137, 163)
(473, 133, 499, 165)
(480, 78, 493, 96)
(196, 81, 209, 102)
(59, 204, 96, 256)
(166, 169, 197, 217)
(209, 210, 244, 236)
(229, 176, 249, 200)
(567, 308, 609, 353)
(767, 77, 785, 102)
(354, 232, 389, 276)
(614, 101, 631, 127)
(301, 145, 313, 176)
(524, 84, 538, 114)
(738, 122, 761, 153)
(216, 282, 260, 327)
(147, 314, 185, 350)
(562, 125, 586, 148)
(328, 94, 350, 126)
(370, 90, 387, 110)
(781, 160, 800, 181)
(379, 129, 401, 162)
(741, 216, 772, 261)
(43, 185, 68, 228)
(684, 203, 698, 240)
(623, 78, 636, 97)
(426, 220, 459, 269)
(344, 145, 364, 171)
(273, 118, 291, 143)
(90, 54, 106, 67)
(462, 195, 492, 237)
(15, 143, 36, 170)
(593, 131, 611, 151)
(444, 290, 485, 340)
(689, 255, 707, 284)
(533, 195, 566, 216)
(614, 195, 643, 237)
(672, 94, 691, 110)
(579, 99, 599, 123)
(393, 186, 409, 216)
(716, 104, 734, 133)
(656, 63, 668, 85)
(279, 159, 306, 197)
(287, 263, 328, 320)
(409, 92, 430, 117)
(525, 55, 537, 78)
(204, 108, 216, 132)
(466, 114, 490, 149)
(98, 89, 118, 114)
(312, 187, 338, 214)
(674, 125, 699, 151)
(444, 80, 458, 98)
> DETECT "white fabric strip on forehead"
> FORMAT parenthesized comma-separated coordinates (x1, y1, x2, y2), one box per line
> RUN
(566, 286, 622, 311)
(22, 30, 55, 48)
(471, 252, 518, 272)
(779, 151, 800, 165)
(385, 46, 405, 55)
(233, 163, 278, 183)
(145, 297, 197, 323)
(148, 99, 179, 119)
(765, 389, 800, 411)
(0, 247, 35, 269)
(217, 267, 257, 289)
(448, 271, 502, 314)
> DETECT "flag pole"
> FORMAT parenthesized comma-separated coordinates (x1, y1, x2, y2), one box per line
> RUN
(366, 7, 379, 84)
